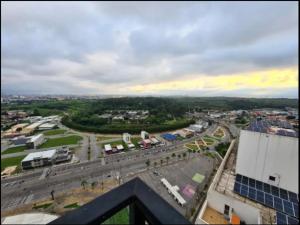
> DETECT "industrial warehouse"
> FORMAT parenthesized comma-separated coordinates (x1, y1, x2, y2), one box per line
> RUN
(21, 148, 72, 170)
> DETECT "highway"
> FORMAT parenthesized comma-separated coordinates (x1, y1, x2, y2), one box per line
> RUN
(1, 123, 222, 211)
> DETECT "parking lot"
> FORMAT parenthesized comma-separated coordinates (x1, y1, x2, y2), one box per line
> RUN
(124, 155, 216, 215)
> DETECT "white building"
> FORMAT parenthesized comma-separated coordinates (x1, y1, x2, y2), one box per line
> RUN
(123, 133, 131, 143)
(116, 145, 124, 151)
(21, 149, 56, 169)
(104, 144, 112, 153)
(188, 124, 203, 132)
(26, 133, 45, 149)
(38, 123, 57, 130)
(141, 131, 149, 140)
(196, 120, 299, 225)
(236, 130, 298, 193)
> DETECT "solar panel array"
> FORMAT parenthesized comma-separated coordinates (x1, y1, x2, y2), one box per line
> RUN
(233, 174, 299, 224)
(276, 211, 299, 224)
(247, 120, 298, 137)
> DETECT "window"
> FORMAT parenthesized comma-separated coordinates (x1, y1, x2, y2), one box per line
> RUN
(269, 176, 276, 181)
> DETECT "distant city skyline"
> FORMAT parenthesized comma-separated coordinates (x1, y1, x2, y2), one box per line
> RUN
(1, 1, 298, 98)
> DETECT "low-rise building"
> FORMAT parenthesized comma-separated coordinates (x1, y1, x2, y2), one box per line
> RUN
(123, 133, 131, 143)
(141, 131, 149, 140)
(127, 143, 135, 149)
(26, 133, 45, 149)
(196, 119, 299, 225)
(10, 135, 30, 146)
(104, 144, 112, 154)
(21, 149, 57, 170)
(116, 145, 124, 151)
(142, 139, 151, 149)
(38, 123, 57, 130)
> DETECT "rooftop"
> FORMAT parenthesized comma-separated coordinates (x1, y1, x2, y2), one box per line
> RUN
(246, 119, 298, 137)
(202, 206, 229, 224)
(22, 149, 56, 162)
(214, 145, 277, 224)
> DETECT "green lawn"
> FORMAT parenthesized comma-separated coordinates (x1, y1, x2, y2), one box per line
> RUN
(192, 173, 205, 184)
(33, 203, 53, 209)
(176, 136, 185, 141)
(38, 135, 82, 148)
(96, 136, 119, 142)
(130, 137, 142, 147)
(1, 155, 26, 171)
(103, 207, 129, 224)
(64, 202, 80, 209)
(43, 129, 66, 136)
(185, 144, 198, 151)
(202, 139, 214, 146)
(1, 145, 27, 155)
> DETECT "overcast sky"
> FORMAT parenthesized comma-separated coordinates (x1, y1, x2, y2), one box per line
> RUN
(1, 1, 298, 97)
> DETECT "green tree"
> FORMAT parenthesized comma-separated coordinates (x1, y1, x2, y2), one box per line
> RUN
(177, 154, 181, 160)
(91, 181, 98, 189)
(154, 161, 158, 167)
(145, 159, 150, 169)
(166, 156, 170, 165)
(183, 152, 187, 160)
(160, 159, 164, 166)
(171, 153, 176, 159)
(81, 180, 88, 189)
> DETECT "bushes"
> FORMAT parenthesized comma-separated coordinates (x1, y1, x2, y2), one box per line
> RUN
(62, 116, 194, 134)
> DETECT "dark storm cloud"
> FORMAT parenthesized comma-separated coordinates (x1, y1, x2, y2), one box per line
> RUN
(1, 1, 298, 96)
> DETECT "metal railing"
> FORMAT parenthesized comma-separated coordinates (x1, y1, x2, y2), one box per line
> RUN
(48, 177, 190, 225)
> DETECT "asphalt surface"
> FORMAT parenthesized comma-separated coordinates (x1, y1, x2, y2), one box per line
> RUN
(1, 122, 233, 212)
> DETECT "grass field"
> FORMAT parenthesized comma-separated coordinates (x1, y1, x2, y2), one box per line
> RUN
(185, 144, 199, 151)
(38, 135, 82, 148)
(96, 136, 119, 142)
(103, 207, 129, 224)
(33, 203, 53, 209)
(130, 137, 142, 147)
(1, 155, 26, 171)
(202, 138, 214, 145)
(43, 129, 66, 136)
(1, 145, 27, 155)
(64, 202, 80, 209)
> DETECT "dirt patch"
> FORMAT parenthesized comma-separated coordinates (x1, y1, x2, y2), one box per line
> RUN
(1, 179, 118, 218)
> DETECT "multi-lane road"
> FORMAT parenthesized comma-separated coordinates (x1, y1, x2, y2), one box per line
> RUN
(1, 123, 230, 211)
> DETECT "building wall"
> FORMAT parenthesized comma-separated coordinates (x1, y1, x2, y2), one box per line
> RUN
(207, 190, 260, 224)
(236, 130, 298, 193)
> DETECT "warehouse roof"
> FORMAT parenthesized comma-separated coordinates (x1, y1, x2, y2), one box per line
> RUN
(22, 149, 56, 162)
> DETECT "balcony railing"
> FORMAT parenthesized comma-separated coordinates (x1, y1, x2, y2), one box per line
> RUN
(48, 177, 191, 225)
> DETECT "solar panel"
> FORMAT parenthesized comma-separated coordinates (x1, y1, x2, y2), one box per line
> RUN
(256, 180, 263, 191)
(242, 176, 249, 185)
(288, 192, 298, 204)
(287, 216, 299, 225)
(248, 187, 256, 200)
(274, 196, 284, 212)
(265, 193, 274, 208)
(249, 178, 256, 188)
(283, 200, 294, 216)
(263, 183, 271, 193)
(256, 190, 265, 204)
(236, 174, 242, 182)
(293, 203, 298, 218)
(280, 189, 289, 200)
(276, 211, 287, 224)
(234, 181, 241, 193)
(233, 174, 299, 219)
(272, 186, 280, 197)
(241, 184, 249, 196)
